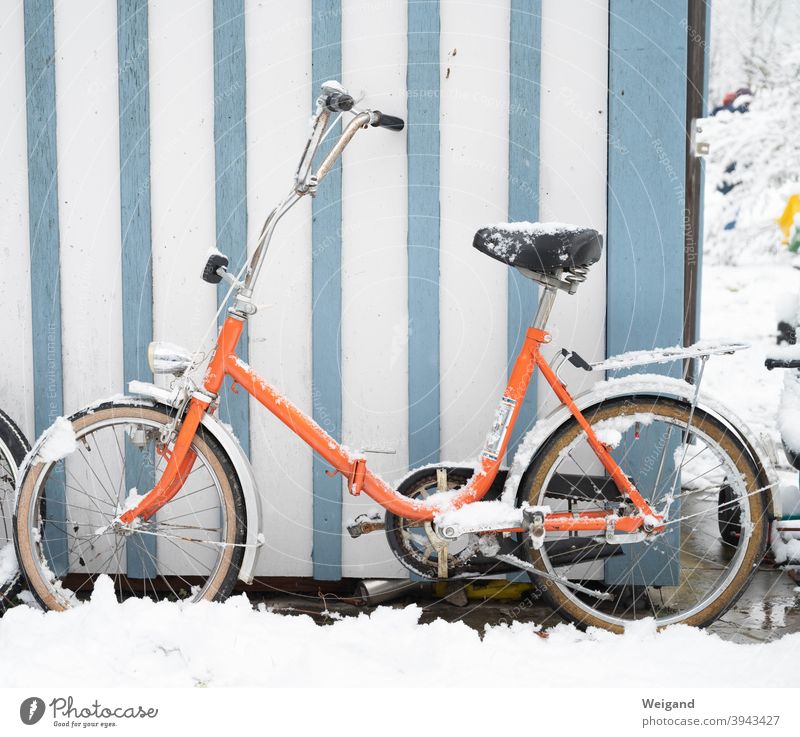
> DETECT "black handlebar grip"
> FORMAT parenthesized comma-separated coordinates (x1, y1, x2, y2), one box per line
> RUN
(765, 358, 800, 370)
(325, 92, 355, 113)
(371, 111, 405, 131)
(202, 252, 229, 284)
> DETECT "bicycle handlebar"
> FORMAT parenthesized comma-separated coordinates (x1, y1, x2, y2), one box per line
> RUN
(765, 358, 800, 370)
(236, 82, 405, 308)
(370, 110, 405, 131)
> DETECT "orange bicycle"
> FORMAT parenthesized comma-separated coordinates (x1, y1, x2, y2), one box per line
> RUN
(15, 82, 776, 632)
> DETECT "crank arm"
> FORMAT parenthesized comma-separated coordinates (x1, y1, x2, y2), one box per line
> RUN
(494, 553, 613, 601)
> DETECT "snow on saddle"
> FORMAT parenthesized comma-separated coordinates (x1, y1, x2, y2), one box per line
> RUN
(473, 221, 603, 292)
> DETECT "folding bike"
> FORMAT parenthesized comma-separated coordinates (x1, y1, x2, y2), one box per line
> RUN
(14, 82, 777, 632)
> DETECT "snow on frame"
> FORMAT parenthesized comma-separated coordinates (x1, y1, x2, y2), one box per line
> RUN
(593, 413, 655, 449)
(0, 575, 796, 688)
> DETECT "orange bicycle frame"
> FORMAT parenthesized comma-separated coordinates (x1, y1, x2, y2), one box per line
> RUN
(121, 313, 660, 534)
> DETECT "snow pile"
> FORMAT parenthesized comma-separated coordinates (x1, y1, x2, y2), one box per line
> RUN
(699, 263, 798, 442)
(703, 47, 800, 265)
(776, 290, 800, 325)
(0, 575, 797, 688)
(772, 518, 800, 565)
(778, 370, 800, 454)
(36, 416, 78, 464)
(0, 544, 17, 588)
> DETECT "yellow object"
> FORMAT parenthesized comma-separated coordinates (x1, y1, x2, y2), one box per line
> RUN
(778, 194, 800, 244)
(434, 580, 533, 601)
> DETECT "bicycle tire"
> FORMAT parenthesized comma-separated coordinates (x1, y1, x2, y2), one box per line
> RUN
(0, 408, 31, 612)
(517, 395, 768, 632)
(15, 402, 246, 611)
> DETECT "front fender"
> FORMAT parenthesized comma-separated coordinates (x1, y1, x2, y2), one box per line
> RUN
(502, 373, 780, 519)
(127, 381, 262, 583)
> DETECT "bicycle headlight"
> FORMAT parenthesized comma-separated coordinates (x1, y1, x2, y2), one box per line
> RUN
(147, 342, 194, 376)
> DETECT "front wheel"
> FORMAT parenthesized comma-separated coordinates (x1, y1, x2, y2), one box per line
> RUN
(15, 402, 246, 611)
(519, 396, 768, 632)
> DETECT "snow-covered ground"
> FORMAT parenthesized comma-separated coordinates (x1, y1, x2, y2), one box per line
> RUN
(0, 575, 797, 688)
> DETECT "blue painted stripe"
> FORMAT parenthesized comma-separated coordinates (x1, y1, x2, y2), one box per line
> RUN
(23, 0, 67, 574)
(213, 0, 250, 456)
(606, 0, 687, 364)
(507, 0, 542, 455)
(605, 0, 688, 586)
(117, 0, 155, 578)
(407, 0, 440, 469)
(311, 0, 343, 581)
(694, 0, 710, 339)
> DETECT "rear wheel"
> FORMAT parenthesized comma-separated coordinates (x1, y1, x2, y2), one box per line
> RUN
(15, 402, 246, 611)
(519, 396, 768, 632)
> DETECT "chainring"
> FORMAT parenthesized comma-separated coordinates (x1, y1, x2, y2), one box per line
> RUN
(384, 467, 510, 579)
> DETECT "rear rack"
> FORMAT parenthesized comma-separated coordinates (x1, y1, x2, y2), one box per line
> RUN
(591, 341, 749, 372)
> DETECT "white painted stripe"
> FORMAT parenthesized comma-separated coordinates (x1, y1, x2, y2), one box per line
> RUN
(149, 0, 217, 368)
(149, 0, 220, 575)
(340, 0, 409, 577)
(0, 4, 34, 439)
(537, 0, 609, 410)
(439, 0, 510, 462)
(245, 0, 313, 576)
(53, 0, 124, 414)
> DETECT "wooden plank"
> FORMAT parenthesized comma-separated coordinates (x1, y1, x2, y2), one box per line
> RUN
(244, 1, 314, 576)
(55, 1, 124, 413)
(117, 0, 155, 578)
(339, 0, 409, 578)
(311, 0, 343, 580)
(407, 0, 440, 469)
(507, 0, 541, 455)
(438, 1, 508, 464)
(606, 0, 688, 586)
(213, 0, 250, 455)
(0, 3, 34, 439)
(23, 0, 67, 573)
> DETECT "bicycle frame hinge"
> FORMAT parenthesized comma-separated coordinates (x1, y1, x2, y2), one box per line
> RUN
(324, 457, 368, 496)
(348, 458, 367, 496)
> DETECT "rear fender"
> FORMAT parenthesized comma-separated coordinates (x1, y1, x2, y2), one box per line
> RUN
(503, 373, 780, 519)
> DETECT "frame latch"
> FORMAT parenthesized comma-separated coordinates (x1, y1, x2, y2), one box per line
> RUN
(348, 457, 367, 496)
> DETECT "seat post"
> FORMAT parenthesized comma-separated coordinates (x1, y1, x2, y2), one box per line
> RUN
(532, 285, 558, 330)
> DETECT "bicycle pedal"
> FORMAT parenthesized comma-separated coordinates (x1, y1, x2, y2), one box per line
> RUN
(522, 507, 546, 550)
(346, 513, 384, 538)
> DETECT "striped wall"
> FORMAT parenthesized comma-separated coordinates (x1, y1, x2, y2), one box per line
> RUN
(0, 0, 693, 579)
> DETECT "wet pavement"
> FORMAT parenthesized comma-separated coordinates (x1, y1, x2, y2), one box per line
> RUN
(244, 564, 800, 643)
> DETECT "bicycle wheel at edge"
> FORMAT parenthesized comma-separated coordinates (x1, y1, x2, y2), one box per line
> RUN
(518, 395, 768, 633)
(15, 402, 246, 611)
(0, 408, 31, 611)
